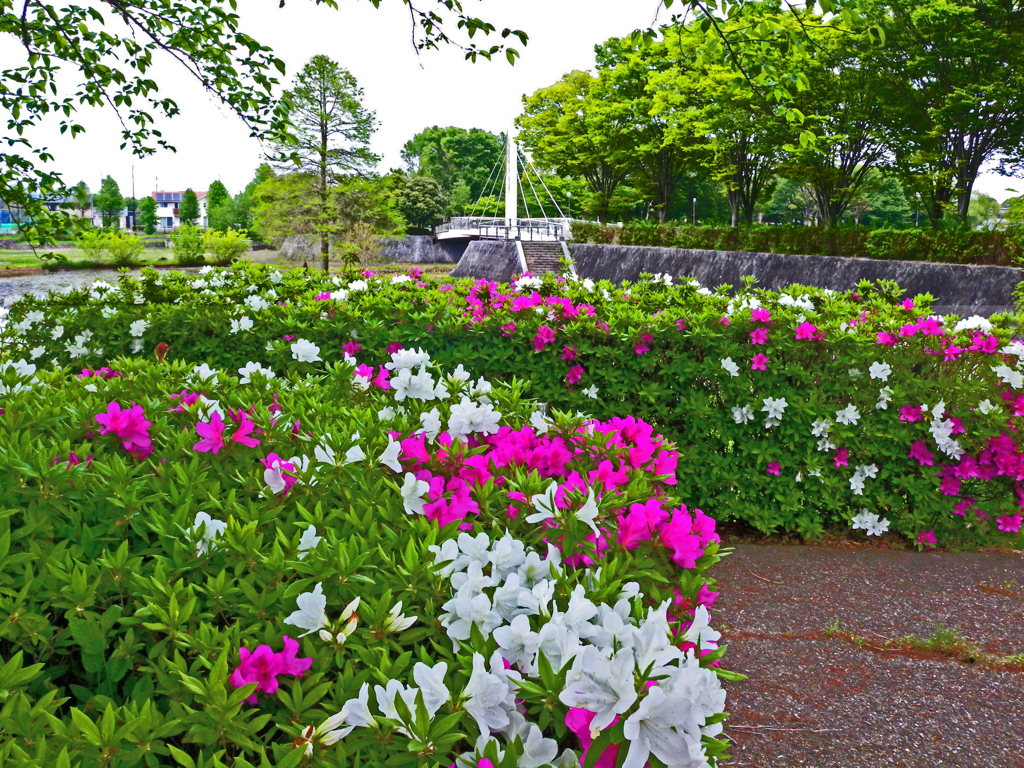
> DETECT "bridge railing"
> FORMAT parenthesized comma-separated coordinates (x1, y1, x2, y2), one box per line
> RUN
(433, 217, 571, 241)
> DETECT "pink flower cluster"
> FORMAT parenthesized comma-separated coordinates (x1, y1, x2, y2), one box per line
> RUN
(193, 410, 261, 454)
(379, 414, 708, 570)
(230, 636, 312, 705)
(78, 367, 123, 380)
(95, 401, 152, 458)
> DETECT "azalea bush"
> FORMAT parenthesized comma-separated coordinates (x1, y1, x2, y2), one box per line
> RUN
(2, 262, 1023, 548)
(0, 349, 730, 767)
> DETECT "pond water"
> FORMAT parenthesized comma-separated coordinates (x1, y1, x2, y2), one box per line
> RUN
(0, 267, 200, 305)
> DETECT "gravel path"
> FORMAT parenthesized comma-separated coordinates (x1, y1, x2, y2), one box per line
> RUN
(714, 543, 1024, 767)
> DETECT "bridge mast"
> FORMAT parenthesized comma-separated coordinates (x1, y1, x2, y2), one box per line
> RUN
(505, 122, 518, 229)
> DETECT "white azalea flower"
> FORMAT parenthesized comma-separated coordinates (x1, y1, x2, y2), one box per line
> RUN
(868, 361, 892, 382)
(378, 436, 402, 473)
(283, 583, 331, 637)
(191, 511, 227, 555)
(291, 338, 321, 363)
(129, 319, 149, 337)
(835, 404, 861, 425)
(731, 405, 754, 425)
(527, 482, 559, 524)
(401, 472, 430, 515)
(558, 646, 637, 734)
(720, 357, 739, 378)
(583, 385, 599, 399)
(384, 601, 417, 633)
(297, 525, 322, 559)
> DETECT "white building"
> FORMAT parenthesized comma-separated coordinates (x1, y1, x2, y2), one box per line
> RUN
(152, 190, 210, 231)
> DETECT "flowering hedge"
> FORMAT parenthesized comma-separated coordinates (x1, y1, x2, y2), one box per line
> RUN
(2, 262, 1023, 548)
(0, 351, 730, 767)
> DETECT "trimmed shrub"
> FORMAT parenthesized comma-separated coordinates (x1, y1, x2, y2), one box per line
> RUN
(571, 222, 1024, 266)
(170, 225, 206, 266)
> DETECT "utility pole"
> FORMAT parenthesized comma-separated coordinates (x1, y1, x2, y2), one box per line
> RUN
(692, 197, 697, 225)
(915, 192, 920, 227)
(131, 164, 136, 231)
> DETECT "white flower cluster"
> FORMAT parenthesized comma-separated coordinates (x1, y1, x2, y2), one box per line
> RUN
(992, 363, 1024, 390)
(432, 531, 726, 768)
(925, 400, 964, 458)
(514, 275, 543, 292)
(761, 396, 788, 428)
(778, 293, 815, 312)
(849, 463, 878, 496)
(953, 315, 994, 334)
(238, 361, 276, 384)
(0, 358, 40, 396)
(230, 315, 254, 334)
(811, 417, 834, 452)
(851, 508, 890, 536)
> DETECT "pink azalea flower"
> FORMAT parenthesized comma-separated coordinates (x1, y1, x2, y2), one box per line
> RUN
(876, 332, 897, 347)
(261, 453, 298, 496)
(194, 412, 227, 454)
(749, 327, 769, 345)
(918, 318, 944, 336)
(561, 345, 577, 361)
(342, 339, 361, 356)
(676, 318, 688, 331)
(268, 393, 282, 414)
(997, 514, 1023, 533)
(566, 365, 584, 386)
(660, 508, 705, 569)
(795, 321, 819, 340)
(634, 341, 650, 355)
(95, 401, 153, 458)
(834, 448, 849, 468)
(533, 325, 555, 352)
(902, 299, 915, 310)
(908, 440, 934, 466)
(231, 413, 261, 448)
(230, 636, 312, 706)
(565, 709, 619, 768)
(899, 405, 925, 422)
(386, 342, 404, 354)
(751, 308, 771, 323)
(751, 353, 768, 371)
(500, 323, 516, 337)
(766, 461, 781, 476)
(283, 334, 296, 342)
(721, 316, 730, 327)
(917, 529, 937, 549)
(373, 366, 392, 390)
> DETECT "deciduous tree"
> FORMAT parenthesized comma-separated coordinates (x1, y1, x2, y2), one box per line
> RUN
(179, 189, 200, 227)
(93, 176, 124, 228)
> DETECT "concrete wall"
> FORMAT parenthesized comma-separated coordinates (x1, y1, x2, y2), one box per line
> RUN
(450, 240, 521, 282)
(568, 244, 1021, 317)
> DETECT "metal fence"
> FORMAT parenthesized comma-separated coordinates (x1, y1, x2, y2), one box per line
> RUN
(434, 217, 571, 241)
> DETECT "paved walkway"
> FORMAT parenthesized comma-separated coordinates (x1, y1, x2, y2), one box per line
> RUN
(714, 543, 1024, 767)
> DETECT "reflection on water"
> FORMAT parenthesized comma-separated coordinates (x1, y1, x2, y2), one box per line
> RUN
(0, 267, 200, 305)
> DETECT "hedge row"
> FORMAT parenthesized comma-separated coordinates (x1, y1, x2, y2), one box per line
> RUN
(3, 263, 1023, 548)
(570, 221, 1024, 266)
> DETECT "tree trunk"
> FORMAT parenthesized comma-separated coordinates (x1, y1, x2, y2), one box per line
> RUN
(728, 188, 741, 228)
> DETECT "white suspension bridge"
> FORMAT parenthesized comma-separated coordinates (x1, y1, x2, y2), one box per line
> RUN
(433, 125, 575, 275)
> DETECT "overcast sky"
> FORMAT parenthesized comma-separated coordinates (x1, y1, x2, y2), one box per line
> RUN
(8, 0, 1020, 202)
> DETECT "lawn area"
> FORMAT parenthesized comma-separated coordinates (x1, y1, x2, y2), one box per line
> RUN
(0, 247, 177, 270)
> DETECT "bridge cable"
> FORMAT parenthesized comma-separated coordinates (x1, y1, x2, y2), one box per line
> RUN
(523, 151, 567, 219)
(469, 135, 506, 218)
(517, 165, 532, 220)
(518, 147, 548, 220)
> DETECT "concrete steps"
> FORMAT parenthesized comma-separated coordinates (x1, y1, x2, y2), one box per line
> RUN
(521, 242, 566, 275)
